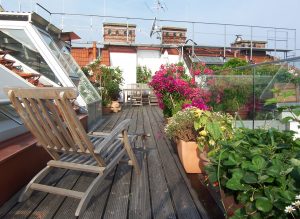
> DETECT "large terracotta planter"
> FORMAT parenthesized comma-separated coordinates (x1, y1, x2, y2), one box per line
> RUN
(102, 106, 112, 115)
(177, 140, 203, 173)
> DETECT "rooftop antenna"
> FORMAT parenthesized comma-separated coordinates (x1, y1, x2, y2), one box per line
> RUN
(147, 0, 167, 40)
(18, 0, 21, 12)
(0, 3, 4, 12)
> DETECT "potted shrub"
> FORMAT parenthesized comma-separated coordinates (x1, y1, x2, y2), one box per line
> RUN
(83, 59, 123, 113)
(100, 66, 123, 113)
(165, 107, 234, 173)
(165, 107, 202, 173)
(205, 128, 300, 218)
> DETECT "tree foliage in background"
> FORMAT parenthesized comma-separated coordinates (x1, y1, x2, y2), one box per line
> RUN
(82, 59, 123, 106)
(136, 65, 152, 83)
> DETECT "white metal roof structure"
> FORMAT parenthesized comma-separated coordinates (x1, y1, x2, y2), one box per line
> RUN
(0, 12, 101, 141)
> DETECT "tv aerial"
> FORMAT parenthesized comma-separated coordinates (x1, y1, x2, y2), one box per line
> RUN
(150, 17, 161, 39)
(146, 0, 167, 39)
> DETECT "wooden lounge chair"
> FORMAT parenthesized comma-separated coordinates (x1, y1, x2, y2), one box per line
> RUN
(6, 87, 141, 216)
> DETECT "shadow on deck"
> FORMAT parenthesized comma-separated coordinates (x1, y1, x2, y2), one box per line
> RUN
(0, 106, 211, 219)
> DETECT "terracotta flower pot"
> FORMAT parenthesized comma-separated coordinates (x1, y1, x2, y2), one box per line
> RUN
(176, 140, 204, 173)
(110, 101, 121, 113)
(102, 106, 112, 115)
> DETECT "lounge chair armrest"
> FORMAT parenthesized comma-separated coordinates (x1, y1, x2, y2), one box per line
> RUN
(94, 119, 131, 153)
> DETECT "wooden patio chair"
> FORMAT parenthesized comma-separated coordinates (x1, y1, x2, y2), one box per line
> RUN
(6, 87, 141, 216)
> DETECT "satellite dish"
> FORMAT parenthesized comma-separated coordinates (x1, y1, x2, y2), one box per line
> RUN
(150, 17, 157, 37)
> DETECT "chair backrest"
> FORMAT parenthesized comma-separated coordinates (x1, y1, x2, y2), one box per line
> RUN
(6, 87, 106, 166)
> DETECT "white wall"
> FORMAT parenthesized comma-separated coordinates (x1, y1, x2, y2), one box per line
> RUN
(137, 49, 181, 75)
(137, 50, 161, 75)
(110, 49, 182, 86)
(110, 52, 137, 86)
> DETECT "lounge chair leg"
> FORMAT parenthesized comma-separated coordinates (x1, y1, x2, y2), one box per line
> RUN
(19, 166, 52, 202)
(122, 130, 141, 175)
(75, 174, 105, 217)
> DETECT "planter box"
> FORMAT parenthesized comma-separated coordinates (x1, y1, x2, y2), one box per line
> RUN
(176, 140, 204, 173)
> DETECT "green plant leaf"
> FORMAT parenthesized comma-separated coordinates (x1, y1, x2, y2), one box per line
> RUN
(258, 175, 274, 183)
(291, 158, 300, 166)
(242, 172, 258, 184)
(280, 167, 294, 176)
(265, 98, 278, 105)
(252, 156, 266, 171)
(267, 164, 282, 177)
(206, 121, 221, 140)
(255, 197, 273, 213)
(281, 116, 294, 123)
(280, 190, 295, 201)
(292, 108, 300, 116)
(264, 188, 274, 202)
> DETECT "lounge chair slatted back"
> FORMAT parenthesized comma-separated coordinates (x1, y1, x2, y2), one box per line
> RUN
(6, 87, 140, 216)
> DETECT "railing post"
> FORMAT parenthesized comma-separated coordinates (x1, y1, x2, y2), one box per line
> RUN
(252, 66, 256, 129)
(250, 26, 253, 62)
(224, 25, 226, 60)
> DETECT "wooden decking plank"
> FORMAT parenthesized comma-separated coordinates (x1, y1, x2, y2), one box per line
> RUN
(128, 107, 151, 219)
(52, 172, 96, 219)
(153, 107, 210, 219)
(143, 105, 176, 218)
(102, 107, 129, 132)
(102, 163, 132, 219)
(102, 106, 137, 219)
(0, 188, 23, 218)
(3, 168, 67, 218)
(78, 170, 116, 219)
(142, 106, 177, 219)
(146, 106, 202, 219)
(27, 170, 82, 219)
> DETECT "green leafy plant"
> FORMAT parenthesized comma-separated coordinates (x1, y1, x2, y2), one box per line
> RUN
(136, 65, 152, 83)
(193, 109, 234, 154)
(100, 66, 123, 106)
(84, 59, 124, 106)
(206, 128, 300, 218)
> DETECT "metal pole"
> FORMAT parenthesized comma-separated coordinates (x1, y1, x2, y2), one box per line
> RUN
(223, 25, 226, 59)
(192, 22, 195, 56)
(250, 26, 253, 62)
(252, 66, 256, 129)
(18, 0, 21, 12)
(274, 28, 277, 58)
(294, 30, 297, 57)
(126, 18, 129, 43)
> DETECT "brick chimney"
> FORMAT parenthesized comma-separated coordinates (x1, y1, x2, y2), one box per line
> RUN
(231, 35, 267, 48)
(103, 23, 136, 44)
(161, 26, 187, 45)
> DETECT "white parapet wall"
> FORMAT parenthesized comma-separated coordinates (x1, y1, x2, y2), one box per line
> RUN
(110, 52, 137, 85)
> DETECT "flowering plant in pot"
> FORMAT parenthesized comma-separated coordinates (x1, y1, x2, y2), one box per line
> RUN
(149, 63, 211, 118)
(194, 109, 234, 156)
(165, 107, 202, 173)
(205, 128, 300, 218)
(165, 107, 234, 173)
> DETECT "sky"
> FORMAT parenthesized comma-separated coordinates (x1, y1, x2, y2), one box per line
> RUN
(1, 0, 300, 56)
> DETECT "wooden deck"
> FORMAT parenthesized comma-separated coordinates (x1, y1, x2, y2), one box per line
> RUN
(0, 106, 209, 219)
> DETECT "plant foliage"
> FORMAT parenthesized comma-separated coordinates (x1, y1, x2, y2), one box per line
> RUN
(206, 128, 300, 218)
